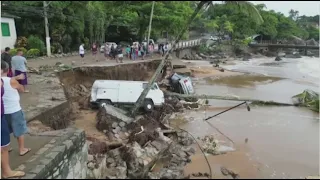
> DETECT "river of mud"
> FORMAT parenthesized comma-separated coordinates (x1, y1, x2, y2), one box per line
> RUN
(180, 57, 319, 179)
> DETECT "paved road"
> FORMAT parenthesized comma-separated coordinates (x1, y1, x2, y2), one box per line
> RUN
(9, 134, 53, 171)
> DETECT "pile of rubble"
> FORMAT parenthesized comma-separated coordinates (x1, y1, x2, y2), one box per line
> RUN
(201, 135, 220, 155)
(91, 96, 199, 179)
(100, 129, 195, 179)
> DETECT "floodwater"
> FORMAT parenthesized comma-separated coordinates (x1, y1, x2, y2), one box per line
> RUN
(182, 57, 319, 179)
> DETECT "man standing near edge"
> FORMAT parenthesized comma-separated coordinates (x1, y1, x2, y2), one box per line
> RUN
(11, 49, 29, 93)
(1, 61, 31, 157)
(1, 47, 13, 77)
(1, 61, 26, 178)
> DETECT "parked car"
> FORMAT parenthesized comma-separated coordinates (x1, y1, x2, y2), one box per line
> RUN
(100, 42, 117, 53)
(209, 36, 219, 41)
(90, 80, 165, 111)
(169, 73, 195, 95)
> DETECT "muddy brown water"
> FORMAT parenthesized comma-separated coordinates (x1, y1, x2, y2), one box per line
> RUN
(181, 59, 319, 179)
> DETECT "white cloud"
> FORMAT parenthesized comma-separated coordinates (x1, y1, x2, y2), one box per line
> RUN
(250, 1, 320, 17)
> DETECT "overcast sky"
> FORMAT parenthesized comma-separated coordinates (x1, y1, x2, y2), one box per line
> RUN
(250, 1, 320, 17)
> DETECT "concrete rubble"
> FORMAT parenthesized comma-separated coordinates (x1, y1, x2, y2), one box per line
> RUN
(89, 95, 200, 179)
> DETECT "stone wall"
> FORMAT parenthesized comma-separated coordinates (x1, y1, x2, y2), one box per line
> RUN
(16, 128, 88, 179)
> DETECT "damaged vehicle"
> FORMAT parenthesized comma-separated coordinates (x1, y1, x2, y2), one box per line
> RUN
(90, 80, 165, 111)
(169, 73, 195, 95)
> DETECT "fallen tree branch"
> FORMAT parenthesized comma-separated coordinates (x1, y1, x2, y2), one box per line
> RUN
(165, 92, 296, 106)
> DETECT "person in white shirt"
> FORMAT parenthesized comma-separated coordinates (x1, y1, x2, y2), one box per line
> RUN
(1, 61, 31, 157)
(79, 43, 85, 58)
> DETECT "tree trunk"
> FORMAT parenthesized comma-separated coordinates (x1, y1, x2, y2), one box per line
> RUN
(130, 1, 209, 116)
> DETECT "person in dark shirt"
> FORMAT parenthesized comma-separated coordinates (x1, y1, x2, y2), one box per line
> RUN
(1, 47, 13, 77)
(116, 45, 123, 63)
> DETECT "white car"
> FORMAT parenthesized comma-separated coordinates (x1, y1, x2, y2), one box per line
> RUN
(209, 36, 219, 41)
(90, 80, 165, 111)
(100, 42, 117, 53)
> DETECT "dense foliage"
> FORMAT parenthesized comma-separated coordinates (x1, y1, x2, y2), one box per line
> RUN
(1, 1, 318, 55)
(194, 3, 319, 40)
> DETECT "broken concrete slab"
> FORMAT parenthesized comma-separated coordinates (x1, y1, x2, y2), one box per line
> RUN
(103, 105, 134, 124)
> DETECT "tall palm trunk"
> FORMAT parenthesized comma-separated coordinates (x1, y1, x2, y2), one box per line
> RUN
(131, 1, 209, 116)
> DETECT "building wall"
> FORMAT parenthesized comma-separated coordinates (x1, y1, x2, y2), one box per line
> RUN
(1, 17, 17, 50)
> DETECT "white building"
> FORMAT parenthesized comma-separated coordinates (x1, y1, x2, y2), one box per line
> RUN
(1, 13, 19, 51)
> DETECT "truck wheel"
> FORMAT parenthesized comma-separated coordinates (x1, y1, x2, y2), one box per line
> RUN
(143, 99, 154, 112)
(99, 100, 112, 108)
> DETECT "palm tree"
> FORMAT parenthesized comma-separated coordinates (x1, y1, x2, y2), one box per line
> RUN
(131, 1, 263, 116)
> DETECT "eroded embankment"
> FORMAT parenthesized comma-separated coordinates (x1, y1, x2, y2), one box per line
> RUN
(56, 60, 164, 109)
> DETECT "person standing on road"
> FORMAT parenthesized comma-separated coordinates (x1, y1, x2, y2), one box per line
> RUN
(1, 61, 31, 158)
(11, 49, 29, 93)
(116, 45, 123, 63)
(79, 43, 85, 58)
(1, 47, 13, 77)
(1, 61, 26, 179)
(91, 42, 98, 61)
(104, 43, 110, 61)
(125, 45, 131, 59)
(110, 44, 116, 60)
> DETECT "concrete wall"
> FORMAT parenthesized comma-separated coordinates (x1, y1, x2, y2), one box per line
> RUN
(17, 128, 88, 179)
(1, 17, 17, 50)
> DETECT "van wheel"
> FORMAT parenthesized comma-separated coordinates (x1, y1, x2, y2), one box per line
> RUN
(143, 99, 154, 112)
(99, 100, 112, 108)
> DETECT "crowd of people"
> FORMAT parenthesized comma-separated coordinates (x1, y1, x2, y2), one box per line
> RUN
(1, 47, 30, 178)
(78, 40, 168, 63)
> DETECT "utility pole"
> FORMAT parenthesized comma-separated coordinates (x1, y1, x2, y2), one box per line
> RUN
(146, 1, 155, 54)
(131, 1, 208, 116)
(43, 1, 51, 57)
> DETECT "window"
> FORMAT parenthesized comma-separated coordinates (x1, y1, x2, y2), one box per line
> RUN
(142, 83, 157, 90)
(1, 23, 10, 37)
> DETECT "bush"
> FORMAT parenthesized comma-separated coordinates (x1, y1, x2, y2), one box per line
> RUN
(14, 37, 28, 48)
(27, 35, 45, 51)
(9, 49, 17, 56)
(26, 49, 40, 58)
(9, 48, 27, 56)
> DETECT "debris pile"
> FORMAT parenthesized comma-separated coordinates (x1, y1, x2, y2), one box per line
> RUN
(201, 135, 220, 155)
(101, 129, 196, 179)
(92, 97, 197, 179)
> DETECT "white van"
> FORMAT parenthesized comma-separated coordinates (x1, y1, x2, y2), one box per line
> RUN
(90, 80, 165, 111)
